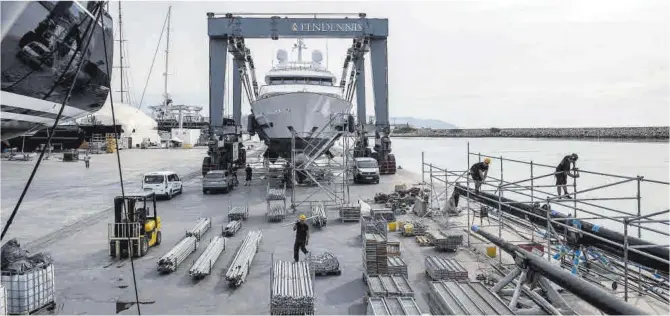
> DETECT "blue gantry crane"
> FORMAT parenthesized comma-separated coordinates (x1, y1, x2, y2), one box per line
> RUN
(204, 12, 395, 175)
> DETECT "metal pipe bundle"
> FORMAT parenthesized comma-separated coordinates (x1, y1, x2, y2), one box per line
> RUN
(157, 236, 198, 273)
(186, 217, 212, 241)
(225, 230, 262, 287)
(428, 280, 513, 315)
(189, 235, 226, 278)
(425, 256, 469, 281)
(306, 252, 340, 275)
(267, 205, 286, 222)
(271, 260, 315, 315)
(471, 225, 647, 315)
(229, 206, 249, 221)
(267, 188, 286, 201)
(453, 184, 669, 273)
(309, 203, 327, 227)
(224, 220, 242, 237)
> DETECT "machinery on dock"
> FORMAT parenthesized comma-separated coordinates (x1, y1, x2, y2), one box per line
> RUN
(202, 117, 245, 176)
(108, 192, 162, 258)
(205, 13, 394, 175)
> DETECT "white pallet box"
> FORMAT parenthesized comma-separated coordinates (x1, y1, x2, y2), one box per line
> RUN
(0, 264, 55, 315)
(1, 285, 6, 315)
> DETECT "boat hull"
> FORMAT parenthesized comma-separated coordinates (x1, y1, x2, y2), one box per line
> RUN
(1, 1, 113, 141)
(251, 92, 351, 159)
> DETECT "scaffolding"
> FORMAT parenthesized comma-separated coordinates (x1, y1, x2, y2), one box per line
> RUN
(420, 142, 670, 306)
(288, 113, 355, 213)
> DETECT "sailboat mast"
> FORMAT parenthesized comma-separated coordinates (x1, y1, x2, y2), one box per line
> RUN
(117, 1, 125, 103)
(163, 6, 172, 107)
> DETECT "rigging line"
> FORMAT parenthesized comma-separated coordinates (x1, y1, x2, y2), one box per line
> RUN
(100, 9, 142, 316)
(0, 2, 104, 241)
(138, 7, 169, 110)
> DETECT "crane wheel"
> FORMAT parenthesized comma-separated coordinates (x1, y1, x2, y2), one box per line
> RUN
(156, 231, 162, 246)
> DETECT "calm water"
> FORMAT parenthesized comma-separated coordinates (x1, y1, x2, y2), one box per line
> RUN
(392, 137, 669, 243)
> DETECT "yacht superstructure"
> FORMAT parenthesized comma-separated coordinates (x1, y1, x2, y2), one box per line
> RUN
(249, 39, 352, 162)
(0, 1, 113, 141)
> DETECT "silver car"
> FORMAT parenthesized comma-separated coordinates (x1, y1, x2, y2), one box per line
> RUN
(202, 170, 234, 194)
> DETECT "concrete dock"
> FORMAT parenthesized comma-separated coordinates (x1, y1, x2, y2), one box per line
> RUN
(2, 143, 667, 315)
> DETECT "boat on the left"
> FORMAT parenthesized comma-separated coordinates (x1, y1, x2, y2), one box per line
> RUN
(1, 1, 114, 141)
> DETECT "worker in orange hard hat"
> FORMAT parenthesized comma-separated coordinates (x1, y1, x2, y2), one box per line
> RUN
(469, 157, 491, 193)
(292, 214, 310, 262)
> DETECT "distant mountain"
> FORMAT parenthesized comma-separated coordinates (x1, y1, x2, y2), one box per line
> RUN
(392, 117, 457, 129)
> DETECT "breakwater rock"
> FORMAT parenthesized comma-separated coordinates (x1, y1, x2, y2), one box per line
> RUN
(394, 126, 669, 140)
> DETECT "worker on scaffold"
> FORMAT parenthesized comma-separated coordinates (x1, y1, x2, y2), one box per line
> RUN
(469, 158, 491, 193)
(555, 153, 579, 199)
(293, 214, 310, 262)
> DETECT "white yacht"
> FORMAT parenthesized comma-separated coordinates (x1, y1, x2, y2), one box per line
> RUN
(249, 39, 352, 162)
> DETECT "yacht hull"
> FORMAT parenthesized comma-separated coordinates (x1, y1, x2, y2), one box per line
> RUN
(250, 92, 351, 159)
(1, 1, 113, 141)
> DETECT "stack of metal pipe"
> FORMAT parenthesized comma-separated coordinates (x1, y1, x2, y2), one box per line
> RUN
(361, 216, 387, 238)
(267, 188, 286, 200)
(309, 203, 327, 228)
(189, 235, 226, 278)
(387, 257, 408, 278)
(186, 217, 212, 240)
(306, 252, 340, 275)
(228, 206, 249, 221)
(270, 260, 315, 315)
(225, 230, 263, 287)
(425, 256, 469, 281)
(224, 220, 242, 237)
(157, 236, 198, 273)
(267, 205, 286, 222)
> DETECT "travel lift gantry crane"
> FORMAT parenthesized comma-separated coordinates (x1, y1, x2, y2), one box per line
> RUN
(205, 12, 395, 175)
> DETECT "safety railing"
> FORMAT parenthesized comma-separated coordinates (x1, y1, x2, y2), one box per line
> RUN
(420, 142, 669, 304)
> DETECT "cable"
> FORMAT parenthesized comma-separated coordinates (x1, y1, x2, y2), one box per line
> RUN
(138, 8, 169, 110)
(100, 8, 142, 316)
(1, 2, 104, 241)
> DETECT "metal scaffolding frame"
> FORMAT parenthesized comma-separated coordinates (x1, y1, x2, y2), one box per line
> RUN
(288, 114, 355, 212)
(420, 142, 670, 306)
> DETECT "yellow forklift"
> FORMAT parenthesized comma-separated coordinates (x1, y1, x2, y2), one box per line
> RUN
(108, 191, 162, 258)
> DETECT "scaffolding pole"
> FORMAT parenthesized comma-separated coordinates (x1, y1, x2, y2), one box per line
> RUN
(420, 143, 670, 306)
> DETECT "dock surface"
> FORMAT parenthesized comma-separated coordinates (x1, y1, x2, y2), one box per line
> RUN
(2, 143, 667, 315)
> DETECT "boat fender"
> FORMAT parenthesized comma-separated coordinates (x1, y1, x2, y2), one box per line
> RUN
(591, 224, 600, 232)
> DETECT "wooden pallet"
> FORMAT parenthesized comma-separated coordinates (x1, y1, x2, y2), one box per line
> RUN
(415, 236, 432, 247)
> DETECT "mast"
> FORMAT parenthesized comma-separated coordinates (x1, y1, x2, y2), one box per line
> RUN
(163, 6, 172, 107)
(117, 1, 125, 103)
(294, 38, 307, 62)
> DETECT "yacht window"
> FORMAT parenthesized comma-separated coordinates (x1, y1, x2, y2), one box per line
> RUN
(309, 78, 320, 84)
(321, 78, 333, 86)
(270, 78, 282, 85)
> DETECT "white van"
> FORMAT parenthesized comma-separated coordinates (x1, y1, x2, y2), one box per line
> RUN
(353, 157, 380, 184)
(142, 171, 183, 199)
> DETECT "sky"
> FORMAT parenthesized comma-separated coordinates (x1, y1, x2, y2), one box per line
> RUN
(107, 0, 669, 128)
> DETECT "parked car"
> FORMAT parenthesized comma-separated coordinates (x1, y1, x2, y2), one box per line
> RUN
(353, 157, 380, 184)
(142, 171, 182, 199)
(202, 170, 235, 194)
